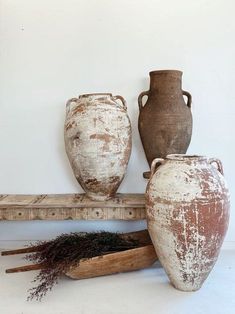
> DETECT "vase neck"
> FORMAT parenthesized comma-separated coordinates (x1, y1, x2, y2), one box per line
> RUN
(166, 154, 207, 164)
(149, 70, 182, 95)
(79, 93, 112, 101)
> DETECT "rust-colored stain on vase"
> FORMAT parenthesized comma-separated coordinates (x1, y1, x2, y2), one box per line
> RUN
(64, 93, 132, 201)
(146, 154, 230, 291)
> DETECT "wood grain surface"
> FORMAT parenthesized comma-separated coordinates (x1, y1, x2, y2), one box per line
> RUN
(0, 193, 146, 221)
(66, 244, 157, 279)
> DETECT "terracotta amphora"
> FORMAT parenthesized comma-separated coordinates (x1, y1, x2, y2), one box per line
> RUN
(138, 70, 192, 176)
(146, 154, 230, 291)
(64, 93, 132, 201)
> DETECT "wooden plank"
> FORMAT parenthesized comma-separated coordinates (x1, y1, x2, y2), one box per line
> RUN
(0, 193, 146, 221)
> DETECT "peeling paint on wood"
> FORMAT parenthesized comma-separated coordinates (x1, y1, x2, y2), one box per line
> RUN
(64, 93, 132, 201)
(146, 154, 230, 291)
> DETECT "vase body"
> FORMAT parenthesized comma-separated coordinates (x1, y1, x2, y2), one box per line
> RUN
(138, 70, 193, 168)
(146, 154, 230, 291)
(64, 93, 132, 201)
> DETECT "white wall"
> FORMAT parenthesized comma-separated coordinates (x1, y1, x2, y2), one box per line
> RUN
(0, 0, 234, 242)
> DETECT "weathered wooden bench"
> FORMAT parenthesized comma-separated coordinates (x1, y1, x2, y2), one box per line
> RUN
(0, 193, 146, 221)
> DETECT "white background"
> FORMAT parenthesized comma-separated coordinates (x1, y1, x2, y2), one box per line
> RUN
(0, 0, 234, 243)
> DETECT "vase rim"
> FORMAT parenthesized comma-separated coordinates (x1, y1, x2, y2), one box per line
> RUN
(166, 154, 207, 161)
(149, 70, 183, 76)
(79, 93, 112, 98)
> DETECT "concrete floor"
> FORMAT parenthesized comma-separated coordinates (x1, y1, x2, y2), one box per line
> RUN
(0, 242, 234, 314)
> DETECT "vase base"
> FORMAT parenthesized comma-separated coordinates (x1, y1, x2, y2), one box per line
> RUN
(171, 281, 202, 292)
(86, 192, 114, 202)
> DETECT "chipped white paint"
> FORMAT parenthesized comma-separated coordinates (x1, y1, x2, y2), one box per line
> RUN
(64, 93, 132, 201)
(146, 154, 230, 291)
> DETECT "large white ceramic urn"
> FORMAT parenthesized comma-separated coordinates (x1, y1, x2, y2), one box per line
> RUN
(64, 93, 132, 201)
(146, 154, 230, 291)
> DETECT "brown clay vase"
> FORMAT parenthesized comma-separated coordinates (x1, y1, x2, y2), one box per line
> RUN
(64, 93, 132, 201)
(146, 154, 230, 291)
(138, 70, 193, 176)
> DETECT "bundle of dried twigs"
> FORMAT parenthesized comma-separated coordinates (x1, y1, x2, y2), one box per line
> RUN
(2, 230, 156, 301)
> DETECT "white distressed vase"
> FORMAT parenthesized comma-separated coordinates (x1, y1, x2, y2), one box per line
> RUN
(146, 154, 230, 291)
(64, 93, 132, 201)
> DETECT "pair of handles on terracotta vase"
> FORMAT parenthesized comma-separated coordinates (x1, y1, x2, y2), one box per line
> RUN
(67, 90, 192, 112)
(150, 158, 224, 178)
(66, 95, 127, 111)
(67, 94, 223, 178)
(138, 90, 192, 110)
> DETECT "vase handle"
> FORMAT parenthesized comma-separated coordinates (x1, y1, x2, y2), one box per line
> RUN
(182, 90, 192, 108)
(138, 91, 149, 111)
(150, 158, 165, 177)
(113, 95, 127, 110)
(66, 98, 78, 114)
(208, 158, 224, 175)
(66, 98, 78, 107)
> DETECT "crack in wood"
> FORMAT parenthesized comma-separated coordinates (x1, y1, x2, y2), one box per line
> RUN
(30, 195, 47, 205)
(0, 195, 8, 201)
